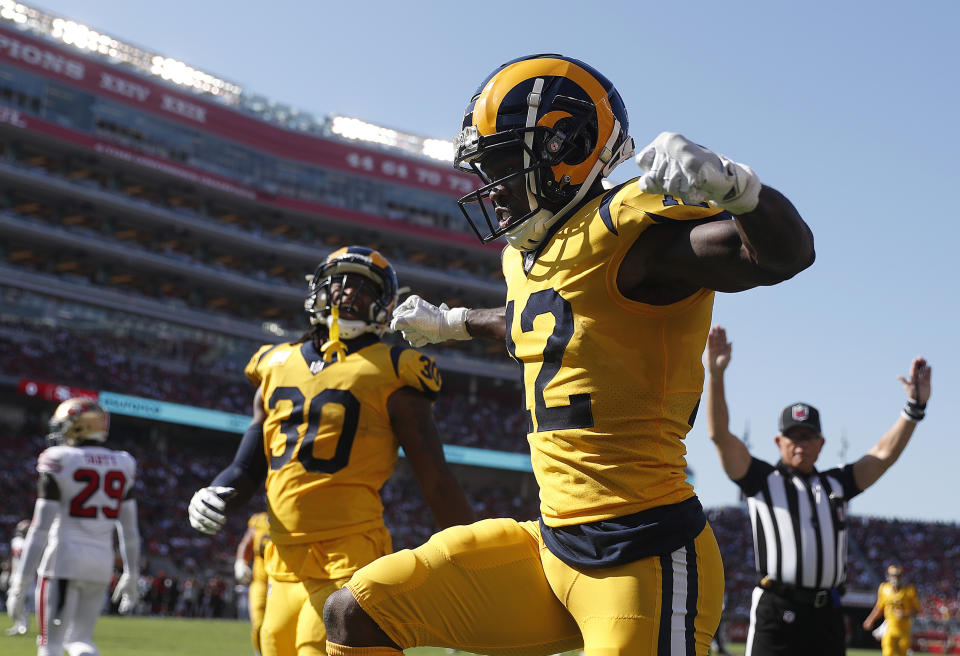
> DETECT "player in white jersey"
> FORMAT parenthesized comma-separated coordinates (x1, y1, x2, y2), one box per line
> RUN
(6, 398, 141, 656)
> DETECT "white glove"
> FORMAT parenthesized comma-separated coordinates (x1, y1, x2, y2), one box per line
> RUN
(390, 295, 470, 347)
(111, 570, 139, 615)
(234, 558, 253, 584)
(872, 620, 888, 641)
(6, 582, 25, 623)
(188, 486, 235, 535)
(636, 132, 761, 215)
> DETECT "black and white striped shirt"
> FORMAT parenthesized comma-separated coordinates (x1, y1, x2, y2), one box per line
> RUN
(735, 457, 862, 589)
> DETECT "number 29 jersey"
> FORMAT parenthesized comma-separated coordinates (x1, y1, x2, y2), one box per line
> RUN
(244, 339, 442, 546)
(503, 182, 725, 527)
(35, 445, 137, 583)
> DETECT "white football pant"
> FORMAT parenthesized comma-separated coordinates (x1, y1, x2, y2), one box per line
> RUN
(36, 577, 107, 656)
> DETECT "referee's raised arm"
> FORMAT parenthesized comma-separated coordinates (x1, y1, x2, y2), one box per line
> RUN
(705, 325, 751, 481)
(852, 357, 931, 491)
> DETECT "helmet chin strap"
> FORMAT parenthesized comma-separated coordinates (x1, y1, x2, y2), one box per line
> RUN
(507, 118, 627, 252)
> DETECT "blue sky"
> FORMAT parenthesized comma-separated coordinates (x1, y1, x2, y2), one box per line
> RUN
(30, 1, 959, 522)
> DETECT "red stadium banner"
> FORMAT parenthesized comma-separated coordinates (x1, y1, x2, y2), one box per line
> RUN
(0, 25, 474, 198)
(17, 379, 98, 402)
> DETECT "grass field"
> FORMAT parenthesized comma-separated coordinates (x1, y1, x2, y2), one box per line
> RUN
(0, 614, 924, 655)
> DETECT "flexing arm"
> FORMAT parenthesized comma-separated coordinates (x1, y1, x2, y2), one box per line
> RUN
(388, 387, 475, 529)
(188, 388, 268, 534)
(623, 134, 814, 302)
(852, 358, 931, 491)
(704, 326, 752, 481)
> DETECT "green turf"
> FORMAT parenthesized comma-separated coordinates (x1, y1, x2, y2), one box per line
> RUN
(1, 614, 933, 655)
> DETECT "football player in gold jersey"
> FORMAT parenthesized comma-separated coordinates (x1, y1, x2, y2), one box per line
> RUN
(864, 565, 922, 656)
(236, 511, 272, 655)
(324, 55, 815, 656)
(188, 246, 475, 656)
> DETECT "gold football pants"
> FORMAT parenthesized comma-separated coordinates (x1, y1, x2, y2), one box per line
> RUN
(249, 576, 268, 653)
(345, 517, 723, 655)
(262, 528, 392, 656)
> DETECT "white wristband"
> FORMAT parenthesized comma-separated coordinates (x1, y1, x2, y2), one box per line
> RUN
(716, 157, 761, 215)
(442, 306, 471, 341)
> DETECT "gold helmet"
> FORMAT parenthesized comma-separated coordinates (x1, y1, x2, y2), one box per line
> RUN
(887, 564, 903, 578)
(454, 54, 634, 251)
(304, 246, 399, 339)
(47, 397, 109, 445)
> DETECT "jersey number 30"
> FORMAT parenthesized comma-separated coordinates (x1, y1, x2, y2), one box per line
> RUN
(266, 387, 359, 474)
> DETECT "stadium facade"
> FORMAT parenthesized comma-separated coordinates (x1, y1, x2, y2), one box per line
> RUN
(0, 6, 519, 404)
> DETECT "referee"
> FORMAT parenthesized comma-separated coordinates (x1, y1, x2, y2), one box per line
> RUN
(704, 326, 931, 656)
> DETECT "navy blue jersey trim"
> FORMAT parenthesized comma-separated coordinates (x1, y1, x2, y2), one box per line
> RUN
(389, 345, 406, 378)
(685, 540, 699, 656)
(597, 182, 631, 236)
(256, 343, 283, 366)
(658, 552, 673, 656)
(687, 398, 701, 428)
(539, 496, 707, 569)
(300, 340, 323, 374)
(647, 209, 734, 224)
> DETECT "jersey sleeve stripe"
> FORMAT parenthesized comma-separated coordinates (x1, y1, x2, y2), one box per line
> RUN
(389, 345, 406, 378)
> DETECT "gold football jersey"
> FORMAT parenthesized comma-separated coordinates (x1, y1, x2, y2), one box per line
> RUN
(244, 339, 442, 545)
(503, 182, 725, 526)
(248, 511, 271, 583)
(878, 582, 921, 634)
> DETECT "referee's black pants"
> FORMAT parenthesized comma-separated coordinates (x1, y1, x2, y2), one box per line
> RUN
(746, 587, 846, 656)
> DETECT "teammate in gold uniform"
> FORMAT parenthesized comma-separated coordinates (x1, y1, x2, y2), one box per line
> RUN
(864, 565, 922, 656)
(188, 246, 474, 656)
(236, 511, 272, 655)
(324, 54, 815, 656)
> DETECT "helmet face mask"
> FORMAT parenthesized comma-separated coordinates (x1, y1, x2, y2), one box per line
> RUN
(304, 247, 398, 339)
(454, 54, 634, 251)
(47, 398, 109, 446)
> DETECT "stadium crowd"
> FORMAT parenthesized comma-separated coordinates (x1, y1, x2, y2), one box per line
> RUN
(2, 418, 958, 629)
(1, 151, 505, 285)
(0, 315, 530, 453)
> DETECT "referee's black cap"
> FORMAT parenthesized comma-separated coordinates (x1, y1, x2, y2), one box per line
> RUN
(778, 402, 822, 437)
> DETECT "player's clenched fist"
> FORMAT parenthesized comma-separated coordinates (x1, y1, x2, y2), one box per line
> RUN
(636, 132, 761, 215)
(188, 486, 235, 534)
(390, 295, 470, 347)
